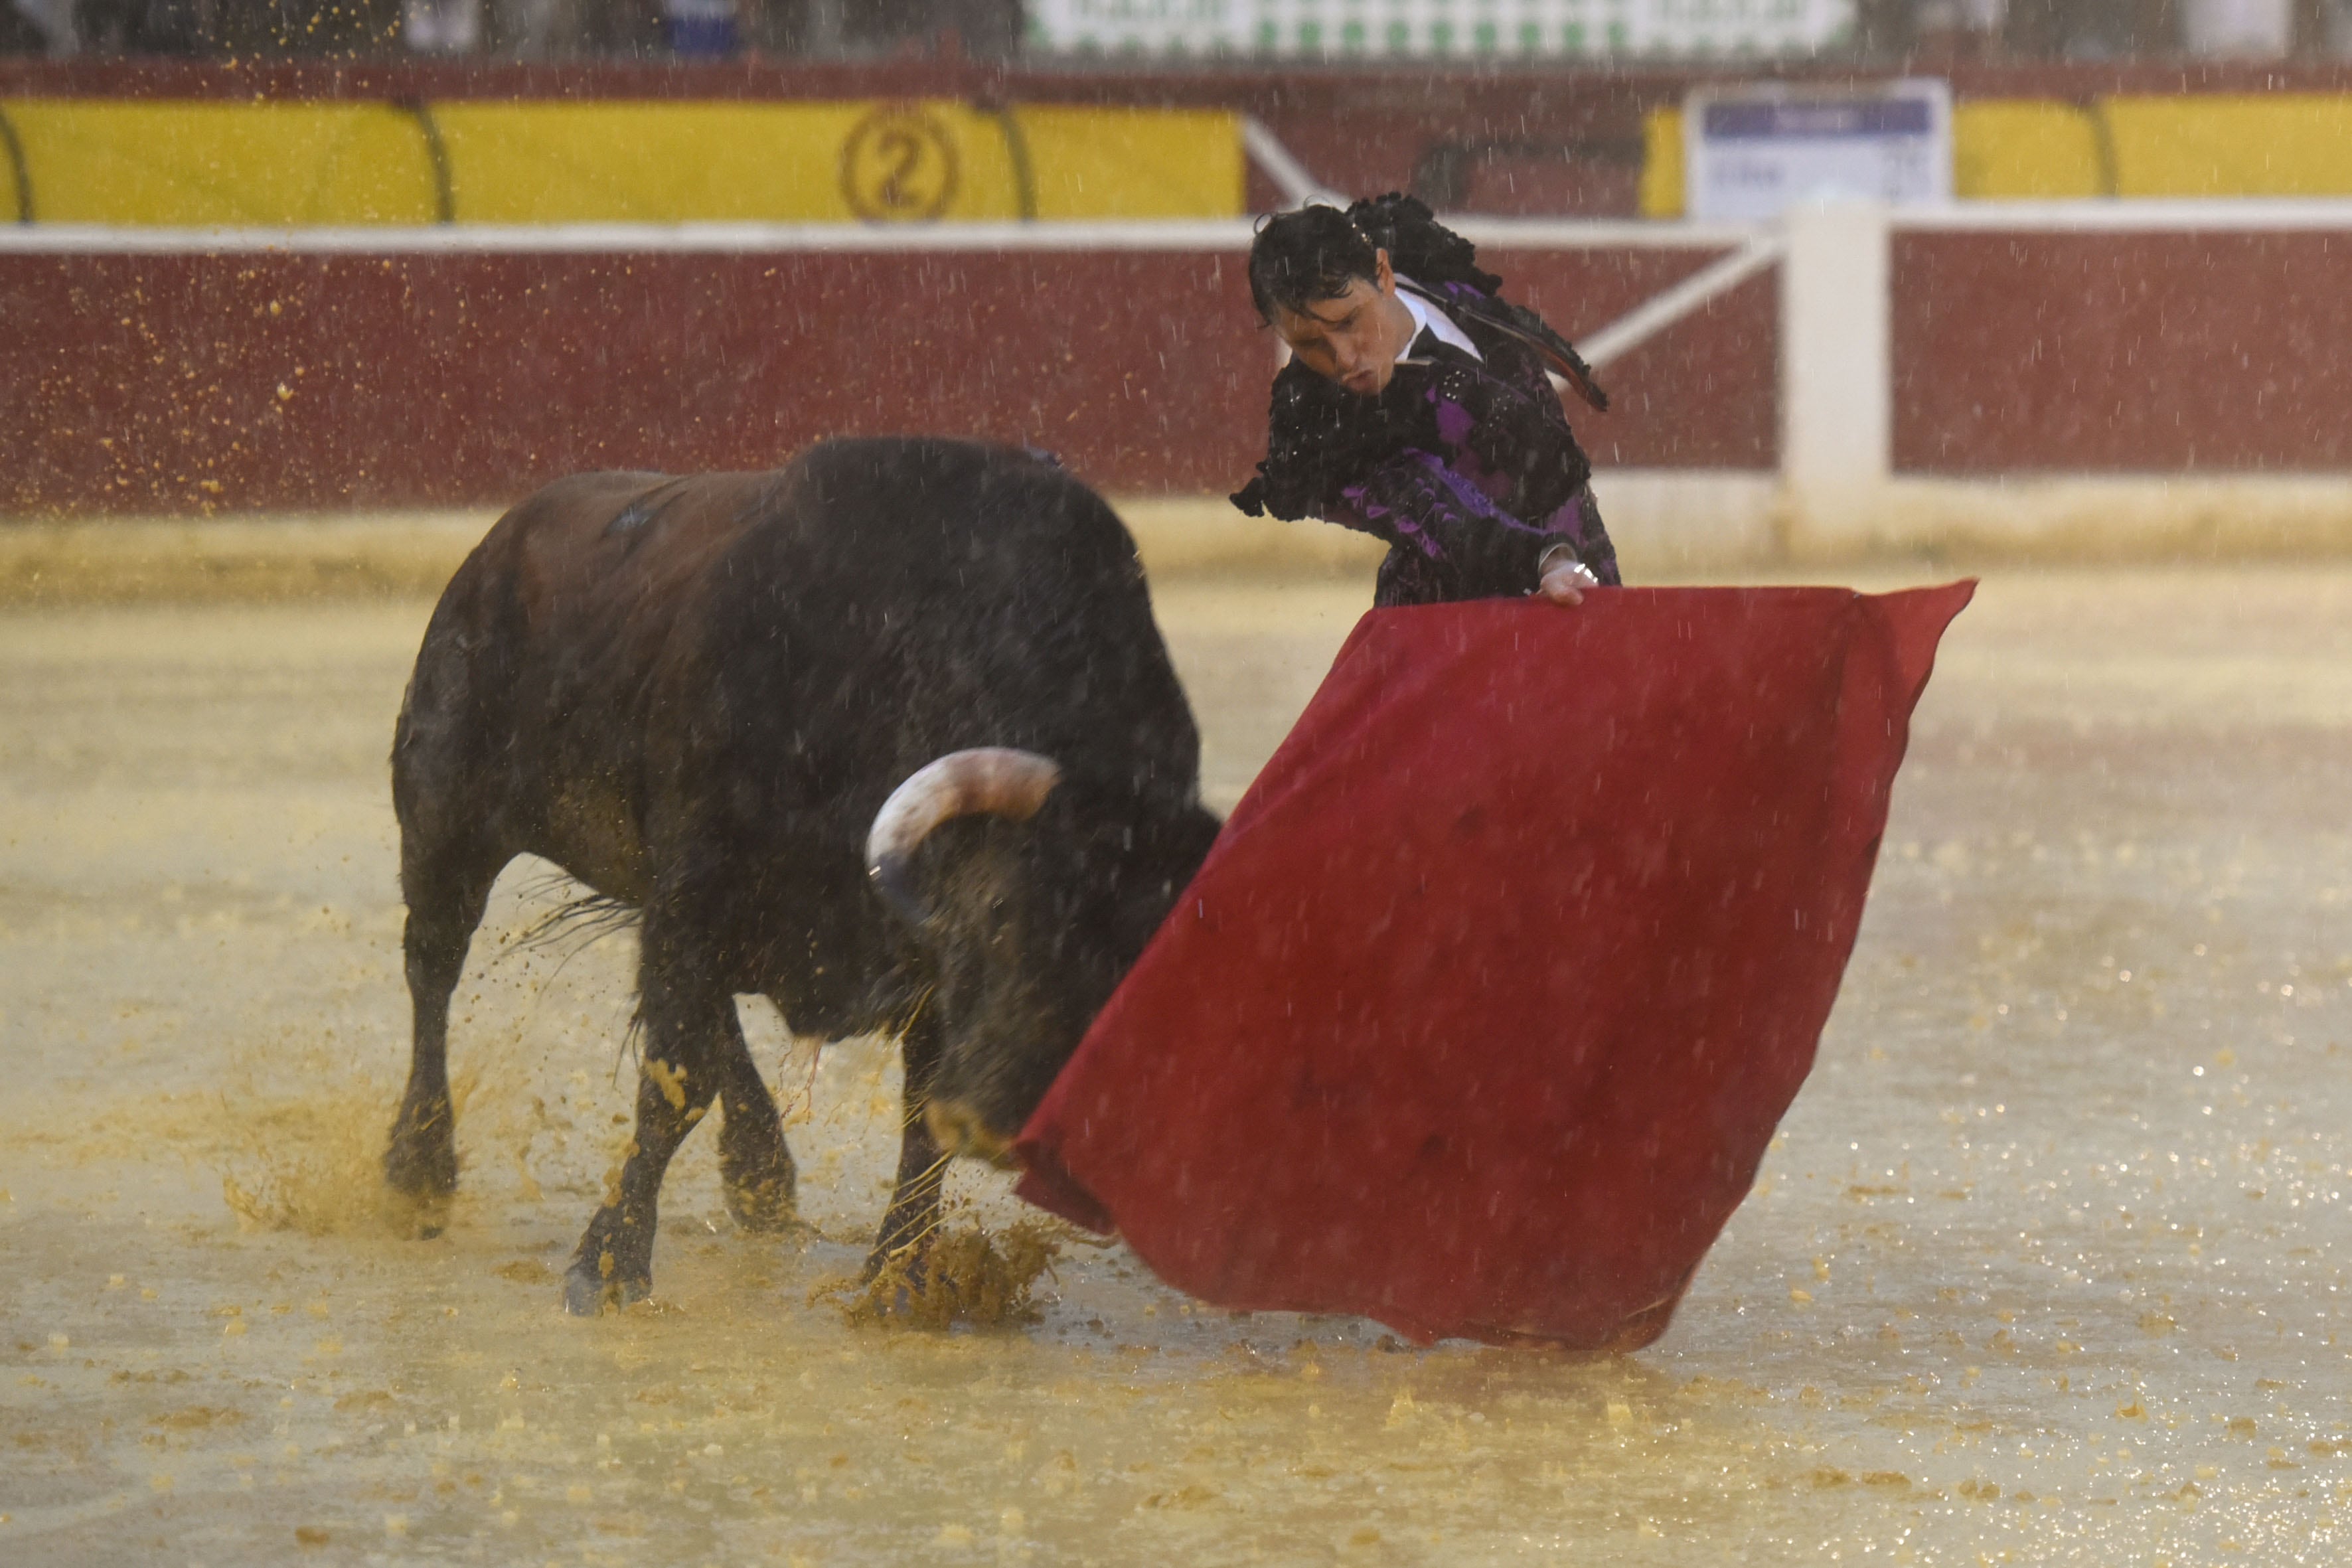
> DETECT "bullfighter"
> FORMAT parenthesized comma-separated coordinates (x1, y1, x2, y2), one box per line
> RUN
(1232, 193, 1618, 609)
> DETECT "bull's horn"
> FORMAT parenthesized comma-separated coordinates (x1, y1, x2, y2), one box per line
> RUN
(866, 748, 1064, 925)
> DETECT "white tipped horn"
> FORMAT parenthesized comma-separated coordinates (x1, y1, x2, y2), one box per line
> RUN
(866, 747, 1064, 924)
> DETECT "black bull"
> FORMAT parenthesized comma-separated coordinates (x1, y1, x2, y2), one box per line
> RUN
(384, 439, 1221, 1313)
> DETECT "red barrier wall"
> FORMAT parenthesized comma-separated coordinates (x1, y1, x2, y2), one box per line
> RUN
(1891, 230, 2352, 475)
(1, 242, 1772, 514)
(19, 224, 2352, 514)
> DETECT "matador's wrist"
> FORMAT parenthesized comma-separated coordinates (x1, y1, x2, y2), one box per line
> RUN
(1535, 542, 1598, 588)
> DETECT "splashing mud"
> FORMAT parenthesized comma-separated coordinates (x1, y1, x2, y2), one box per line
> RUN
(832, 1217, 1067, 1331)
(215, 1094, 414, 1239)
(213, 1044, 483, 1238)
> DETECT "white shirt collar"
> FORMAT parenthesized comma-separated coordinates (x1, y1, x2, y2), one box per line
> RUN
(1395, 278, 1484, 363)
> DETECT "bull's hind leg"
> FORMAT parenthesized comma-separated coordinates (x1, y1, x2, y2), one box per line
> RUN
(385, 841, 505, 1235)
(565, 934, 768, 1313)
(387, 556, 520, 1235)
(864, 1004, 949, 1280)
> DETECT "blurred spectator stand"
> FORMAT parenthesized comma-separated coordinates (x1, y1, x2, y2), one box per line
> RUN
(0, 0, 2345, 58)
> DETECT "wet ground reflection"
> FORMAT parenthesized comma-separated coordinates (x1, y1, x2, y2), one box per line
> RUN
(2, 566, 2347, 1563)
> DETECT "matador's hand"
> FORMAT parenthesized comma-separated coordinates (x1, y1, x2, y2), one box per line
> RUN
(1535, 545, 1599, 607)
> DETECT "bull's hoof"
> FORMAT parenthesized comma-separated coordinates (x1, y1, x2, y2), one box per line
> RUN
(722, 1171, 799, 1235)
(384, 1144, 457, 1196)
(384, 1135, 458, 1241)
(392, 1193, 454, 1241)
(384, 1117, 457, 1197)
(846, 1241, 933, 1324)
(564, 1252, 651, 1317)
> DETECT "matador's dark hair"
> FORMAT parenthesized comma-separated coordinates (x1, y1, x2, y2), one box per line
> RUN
(1246, 203, 1379, 322)
(1247, 193, 1504, 323)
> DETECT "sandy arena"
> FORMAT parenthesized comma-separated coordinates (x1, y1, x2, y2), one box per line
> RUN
(2, 561, 2349, 1565)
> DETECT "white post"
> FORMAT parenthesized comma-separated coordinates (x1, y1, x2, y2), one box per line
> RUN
(1779, 200, 1892, 556)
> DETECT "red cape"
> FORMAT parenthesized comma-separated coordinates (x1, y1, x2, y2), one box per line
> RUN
(1016, 584, 1973, 1349)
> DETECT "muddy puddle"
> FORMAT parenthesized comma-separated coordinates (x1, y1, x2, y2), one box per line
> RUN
(3, 567, 2349, 1564)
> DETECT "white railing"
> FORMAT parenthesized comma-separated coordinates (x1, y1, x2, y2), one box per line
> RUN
(0, 216, 1765, 255)
(1785, 197, 2352, 554)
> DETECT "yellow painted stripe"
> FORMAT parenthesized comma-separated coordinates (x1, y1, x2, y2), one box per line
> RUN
(1014, 105, 1245, 220)
(2104, 94, 2352, 197)
(1954, 101, 2106, 199)
(0, 98, 1242, 226)
(6, 100, 438, 226)
(1639, 106, 1684, 220)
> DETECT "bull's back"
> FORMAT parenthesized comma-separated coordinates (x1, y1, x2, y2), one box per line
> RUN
(677, 439, 1200, 834)
(399, 469, 779, 900)
(401, 441, 1197, 919)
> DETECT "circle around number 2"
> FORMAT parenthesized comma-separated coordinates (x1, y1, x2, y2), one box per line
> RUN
(840, 107, 961, 222)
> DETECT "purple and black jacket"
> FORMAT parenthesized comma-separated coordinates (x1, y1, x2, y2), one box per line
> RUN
(1230, 278, 1620, 609)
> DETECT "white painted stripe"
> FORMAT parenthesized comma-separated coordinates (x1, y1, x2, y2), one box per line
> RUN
(1446, 217, 1764, 248)
(0, 217, 1763, 256)
(1239, 116, 1346, 210)
(1577, 233, 1786, 371)
(1894, 198, 2352, 232)
(9, 202, 2352, 257)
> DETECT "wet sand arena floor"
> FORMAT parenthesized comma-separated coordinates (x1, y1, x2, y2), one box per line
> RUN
(1, 566, 2349, 1565)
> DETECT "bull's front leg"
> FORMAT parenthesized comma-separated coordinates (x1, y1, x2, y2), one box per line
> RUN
(564, 942, 732, 1316)
(712, 1002, 796, 1234)
(864, 1004, 948, 1281)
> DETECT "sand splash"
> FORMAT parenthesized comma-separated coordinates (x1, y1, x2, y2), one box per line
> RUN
(213, 1047, 486, 1238)
(830, 1217, 1065, 1331)
(217, 1090, 422, 1237)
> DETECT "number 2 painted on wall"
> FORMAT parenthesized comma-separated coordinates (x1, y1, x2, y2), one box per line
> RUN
(840, 106, 962, 222)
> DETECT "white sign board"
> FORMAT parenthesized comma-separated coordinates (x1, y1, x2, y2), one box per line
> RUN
(1684, 80, 1952, 222)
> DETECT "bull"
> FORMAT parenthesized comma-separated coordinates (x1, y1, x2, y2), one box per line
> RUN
(383, 438, 1220, 1313)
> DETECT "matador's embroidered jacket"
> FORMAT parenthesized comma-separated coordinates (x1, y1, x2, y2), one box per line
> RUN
(1231, 277, 1620, 609)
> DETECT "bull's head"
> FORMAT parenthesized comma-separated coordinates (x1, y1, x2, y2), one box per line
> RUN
(866, 747, 1219, 1166)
